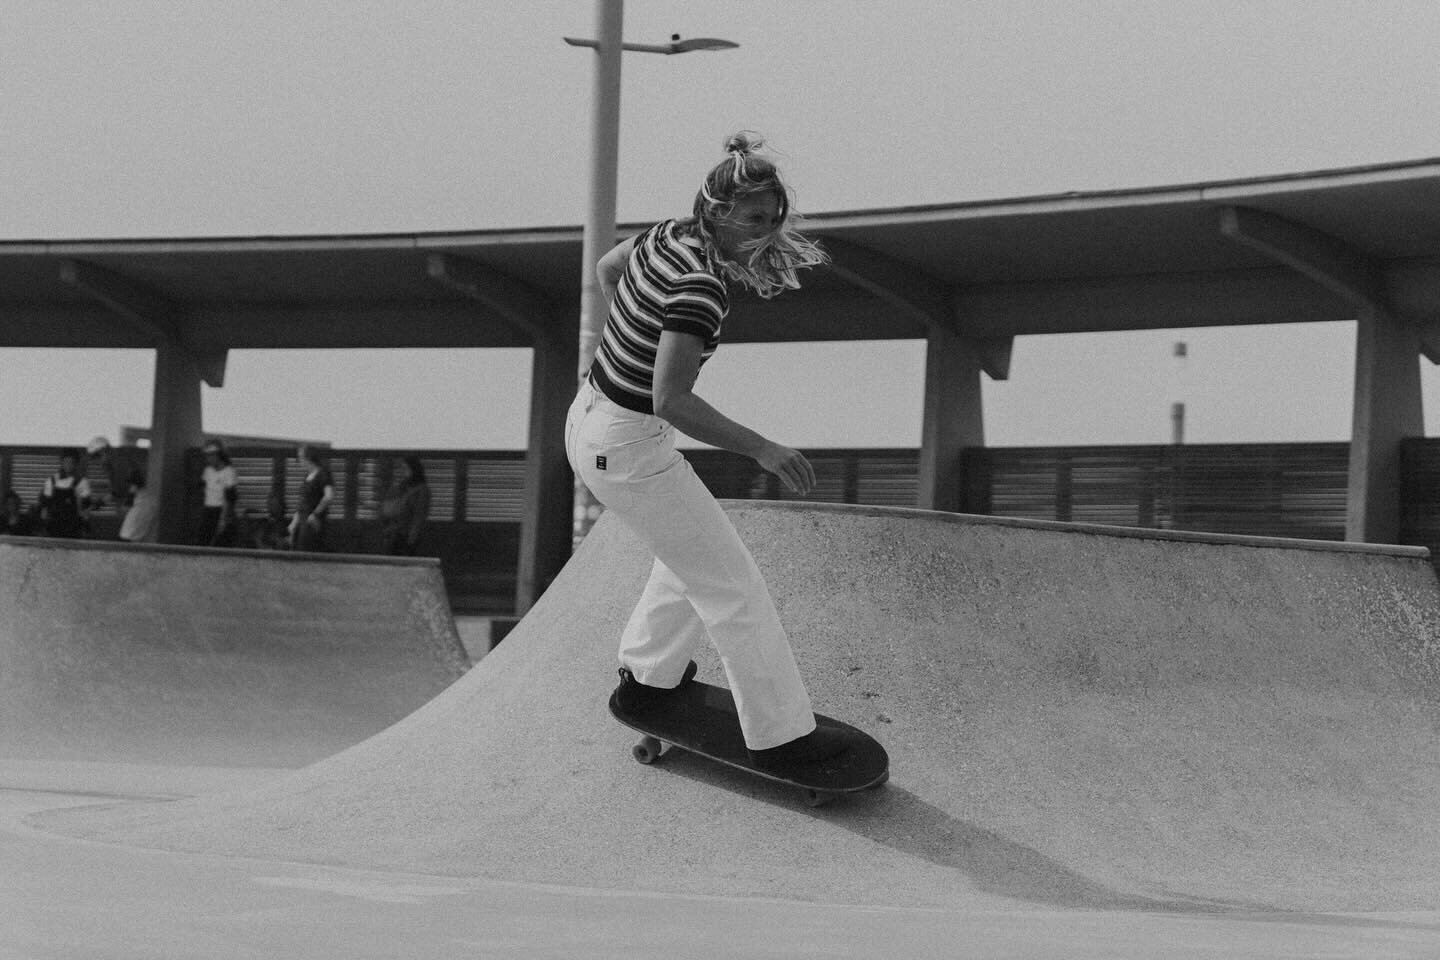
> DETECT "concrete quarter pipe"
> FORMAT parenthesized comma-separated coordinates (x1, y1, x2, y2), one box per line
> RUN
(34, 502, 1440, 915)
(0, 538, 469, 768)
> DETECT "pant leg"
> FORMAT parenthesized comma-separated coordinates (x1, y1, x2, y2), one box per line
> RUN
(616, 557, 710, 687)
(566, 382, 816, 749)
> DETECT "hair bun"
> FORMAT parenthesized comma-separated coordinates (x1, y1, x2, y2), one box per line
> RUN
(725, 130, 764, 157)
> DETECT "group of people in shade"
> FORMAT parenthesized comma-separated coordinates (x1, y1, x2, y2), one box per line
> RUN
(197, 441, 431, 555)
(0, 439, 431, 557)
(0, 440, 155, 542)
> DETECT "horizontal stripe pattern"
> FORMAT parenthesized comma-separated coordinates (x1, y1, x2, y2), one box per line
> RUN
(591, 220, 727, 413)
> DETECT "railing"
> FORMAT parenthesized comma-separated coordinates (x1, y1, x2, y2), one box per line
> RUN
(6, 439, 1440, 613)
(959, 442, 1353, 542)
(199, 447, 529, 612)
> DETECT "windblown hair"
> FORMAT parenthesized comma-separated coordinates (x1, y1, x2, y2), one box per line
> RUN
(686, 131, 829, 299)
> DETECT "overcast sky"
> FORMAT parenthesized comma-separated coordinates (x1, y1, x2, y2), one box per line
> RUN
(5, 1, 1440, 449)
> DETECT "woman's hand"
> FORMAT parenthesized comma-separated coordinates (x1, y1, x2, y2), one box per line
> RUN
(653, 330, 816, 495)
(756, 441, 816, 495)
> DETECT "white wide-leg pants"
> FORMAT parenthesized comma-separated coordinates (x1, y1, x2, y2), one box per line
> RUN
(565, 379, 816, 750)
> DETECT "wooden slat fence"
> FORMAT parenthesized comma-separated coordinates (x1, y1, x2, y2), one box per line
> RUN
(9, 439, 1440, 612)
(960, 443, 1353, 542)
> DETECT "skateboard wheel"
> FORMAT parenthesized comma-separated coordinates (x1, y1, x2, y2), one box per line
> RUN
(803, 789, 833, 808)
(632, 736, 663, 764)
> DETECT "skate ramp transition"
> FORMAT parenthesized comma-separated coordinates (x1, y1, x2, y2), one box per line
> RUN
(38, 502, 1440, 914)
(0, 538, 468, 768)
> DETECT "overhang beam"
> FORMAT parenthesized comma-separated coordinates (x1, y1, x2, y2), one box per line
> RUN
(1220, 205, 1440, 364)
(823, 236, 1011, 379)
(1218, 206, 1384, 313)
(426, 253, 552, 342)
(955, 266, 1356, 337)
(59, 258, 227, 386)
(58, 259, 177, 345)
(822, 236, 954, 335)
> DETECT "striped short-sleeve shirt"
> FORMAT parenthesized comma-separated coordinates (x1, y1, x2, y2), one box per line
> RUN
(589, 220, 728, 414)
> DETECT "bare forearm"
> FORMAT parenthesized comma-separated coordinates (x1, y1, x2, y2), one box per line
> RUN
(656, 391, 768, 459)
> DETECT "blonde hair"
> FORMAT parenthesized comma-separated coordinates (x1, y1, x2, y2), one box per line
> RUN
(686, 131, 829, 299)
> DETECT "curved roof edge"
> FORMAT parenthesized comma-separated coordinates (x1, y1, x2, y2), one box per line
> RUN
(7, 156, 1440, 250)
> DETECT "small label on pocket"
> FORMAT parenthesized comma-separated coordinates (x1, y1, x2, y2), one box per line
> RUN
(596, 455, 607, 470)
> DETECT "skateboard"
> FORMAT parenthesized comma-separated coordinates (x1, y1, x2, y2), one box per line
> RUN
(608, 679, 889, 807)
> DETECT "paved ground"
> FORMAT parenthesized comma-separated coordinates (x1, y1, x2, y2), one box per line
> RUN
(8, 503, 1440, 956)
(8, 788, 1436, 960)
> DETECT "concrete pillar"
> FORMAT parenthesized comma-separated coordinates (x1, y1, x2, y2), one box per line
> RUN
(516, 322, 580, 613)
(917, 326, 985, 512)
(1347, 308, 1424, 543)
(147, 340, 206, 544)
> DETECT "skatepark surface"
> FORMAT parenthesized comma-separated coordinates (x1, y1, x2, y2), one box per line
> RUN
(0, 538, 469, 768)
(7, 502, 1440, 957)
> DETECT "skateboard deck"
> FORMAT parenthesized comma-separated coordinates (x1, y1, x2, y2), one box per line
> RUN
(608, 678, 889, 806)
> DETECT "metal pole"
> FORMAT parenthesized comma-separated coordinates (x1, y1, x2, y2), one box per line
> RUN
(572, 0, 624, 548)
(1171, 340, 1188, 445)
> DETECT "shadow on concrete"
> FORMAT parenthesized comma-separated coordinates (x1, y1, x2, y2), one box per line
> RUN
(649, 748, 1440, 934)
(644, 747, 1290, 916)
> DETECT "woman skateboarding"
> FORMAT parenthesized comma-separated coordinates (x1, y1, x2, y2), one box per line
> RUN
(566, 131, 848, 771)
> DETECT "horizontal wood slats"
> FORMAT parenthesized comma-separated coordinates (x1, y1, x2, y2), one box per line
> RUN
(962, 443, 1352, 541)
(8, 438, 1440, 611)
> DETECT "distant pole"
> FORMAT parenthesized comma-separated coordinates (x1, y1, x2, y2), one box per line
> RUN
(1169, 340, 1189, 530)
(571, 0, 625, 549)
(1171, 340, 1189, 445)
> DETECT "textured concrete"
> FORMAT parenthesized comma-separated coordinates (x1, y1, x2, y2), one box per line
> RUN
(0, 537, 469, 767)
(32, 502, 1440, 917)
(11, 791, 1440, 960)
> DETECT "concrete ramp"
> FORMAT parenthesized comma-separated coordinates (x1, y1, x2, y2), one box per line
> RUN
(36, 503, 1440, 913)
(1, 538, 468, 767)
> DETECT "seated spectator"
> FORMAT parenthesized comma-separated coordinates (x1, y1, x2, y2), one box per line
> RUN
(118, 469, 159, 543)
(0, 490, 34, 536)
(86, 435, 146, 529)
(378, 456, 431, 556)
(39, 449, 92, 538)
(250, 493, 290, 551)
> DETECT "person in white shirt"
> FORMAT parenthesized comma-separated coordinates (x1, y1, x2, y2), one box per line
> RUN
(199, 440, 239, 547)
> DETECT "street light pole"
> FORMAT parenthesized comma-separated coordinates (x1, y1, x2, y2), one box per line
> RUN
(575, 0, 624, 389)
(566, 1, 737, 547)
(569, 0, 625, 550)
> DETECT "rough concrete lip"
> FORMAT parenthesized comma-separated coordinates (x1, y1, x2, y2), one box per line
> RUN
(725, 498, 1432, 560)
(0, 534, 443, 567)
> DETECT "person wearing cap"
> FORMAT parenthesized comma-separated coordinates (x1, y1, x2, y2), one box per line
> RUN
(85, 435, 146, 534)
(198, 439, 239, 547)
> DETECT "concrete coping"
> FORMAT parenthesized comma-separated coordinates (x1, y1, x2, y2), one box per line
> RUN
(0, 534, 443, 568)
(723, 500, 1433, 561)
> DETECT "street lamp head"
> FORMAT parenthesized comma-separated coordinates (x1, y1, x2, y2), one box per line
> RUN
(670, 37, 740, 53)
(563, 35, 738, 55)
